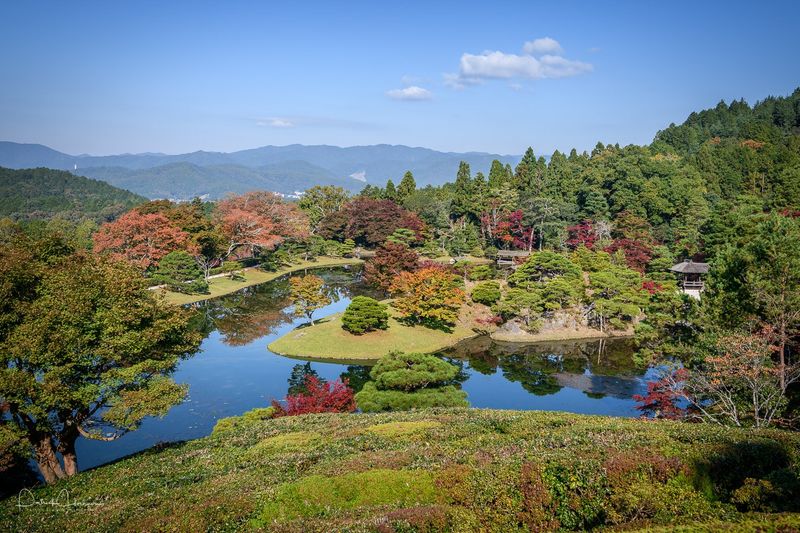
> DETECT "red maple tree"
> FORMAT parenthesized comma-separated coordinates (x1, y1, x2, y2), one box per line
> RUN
(633, 368, 689, 420)
(93, 210, 196, 270)
(216, 191, 309, 258)
(566, 220, 597, 250)
(318, 197, 425, 247)
(363, 241, 420, 292)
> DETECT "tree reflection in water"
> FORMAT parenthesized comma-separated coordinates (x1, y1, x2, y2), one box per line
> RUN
(443, 337, 647, 399)
(188, 266, 379, 347)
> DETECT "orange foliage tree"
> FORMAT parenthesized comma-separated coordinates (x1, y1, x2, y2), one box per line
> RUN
(216, 192, 309, 259)
(680, 328, 800, 428)
(389, 266, 465, 330)
(93, 210, 196, 271)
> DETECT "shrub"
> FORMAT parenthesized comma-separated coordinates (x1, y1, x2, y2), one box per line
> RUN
(211, 407, 275, 436)
(271, 376, 356, 416)
(355, 383, 468, 412)
(508, 251, 582, 288)
(471, 281, 501, 305)
(152, 250, 208, 294)
(369, 352, 460, 391)
(354, 352, 468, 411)
(341, 296, 389, 334)
(252, 469, 438, 525)
(468, 264, 494, 281)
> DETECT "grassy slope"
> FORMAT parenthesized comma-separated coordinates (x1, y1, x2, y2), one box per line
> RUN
(268, 306, 480, 360)
(2, 409, 798, 532)
(160, 257, 363, 305)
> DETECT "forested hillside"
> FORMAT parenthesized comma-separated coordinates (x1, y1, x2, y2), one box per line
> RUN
(0, 167, 146, 222)
(654, 87, 800, 211)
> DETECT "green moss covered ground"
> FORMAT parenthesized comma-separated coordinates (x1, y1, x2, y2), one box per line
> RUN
(2, 409, 799, 532)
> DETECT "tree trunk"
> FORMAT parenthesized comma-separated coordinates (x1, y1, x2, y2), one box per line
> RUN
(59, 432, 79, 477)
(33, 435, 65, 484)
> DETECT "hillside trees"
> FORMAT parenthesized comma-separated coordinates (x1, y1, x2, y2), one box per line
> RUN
(703, 213, 800, 388)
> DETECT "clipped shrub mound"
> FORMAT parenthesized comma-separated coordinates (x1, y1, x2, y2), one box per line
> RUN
(341, 296, 389, 334)
(370, 351, 459, 390)
(355, 351, 468, 412)
(471, 280, 501, 305)
(355, 383, 467, 412)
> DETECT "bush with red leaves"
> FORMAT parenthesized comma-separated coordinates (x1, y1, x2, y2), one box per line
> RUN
(566, 220, 597, 250)
(633, 369, 690, 420)
(271, 376, 356, 416)
(641, 280, 664, 294)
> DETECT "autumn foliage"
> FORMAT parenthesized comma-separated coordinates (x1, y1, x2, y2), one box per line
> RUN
(566, 220, 597, 250)
(271, 376, 356, 416)
(389, 267, 465, 329)
(216, 191, 309, 258)
(633, 368, 690, 420)
(363, 242, 420, 292)
(318, 197, 425, 247)
(93, 210, 196, 270)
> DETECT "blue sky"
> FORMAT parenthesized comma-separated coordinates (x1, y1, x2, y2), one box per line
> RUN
(1, 1, 797, 156)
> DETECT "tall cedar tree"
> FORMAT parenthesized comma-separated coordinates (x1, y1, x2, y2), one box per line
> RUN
(397, 171, 416, 202)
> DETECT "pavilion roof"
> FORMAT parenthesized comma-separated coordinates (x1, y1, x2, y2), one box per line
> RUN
(670, 260, 709, 274)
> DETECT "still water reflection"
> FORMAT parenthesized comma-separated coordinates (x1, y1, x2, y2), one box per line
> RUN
(75, 266, 654, 471)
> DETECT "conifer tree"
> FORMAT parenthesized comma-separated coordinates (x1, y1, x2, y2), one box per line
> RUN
(397, 171, 416, 202)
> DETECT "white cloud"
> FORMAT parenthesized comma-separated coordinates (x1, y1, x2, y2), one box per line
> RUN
(386, 85, 433, 101)
(446, 37, 592, 89)
(523, 37, 563, 56)
(257, 118, 294, 128)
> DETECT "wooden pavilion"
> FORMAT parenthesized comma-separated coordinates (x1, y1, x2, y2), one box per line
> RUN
(670, 260, 710, 298)
(496, 250, 531, 268)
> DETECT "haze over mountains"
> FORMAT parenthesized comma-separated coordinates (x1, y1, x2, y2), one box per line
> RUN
(0, 141, 520, 200)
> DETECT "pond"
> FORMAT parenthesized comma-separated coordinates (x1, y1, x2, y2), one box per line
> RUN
(75, 266, 656, 471)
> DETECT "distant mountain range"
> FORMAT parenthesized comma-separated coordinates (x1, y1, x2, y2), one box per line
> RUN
(0, 141, 520, 200)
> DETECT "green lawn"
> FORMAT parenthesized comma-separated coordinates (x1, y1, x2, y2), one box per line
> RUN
(268, 307, 478, 360)
(3, 408, 799, 532)
(159, 256, 363, 305)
